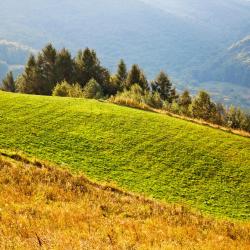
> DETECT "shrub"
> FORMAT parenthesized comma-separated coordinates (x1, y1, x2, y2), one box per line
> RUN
(52, 80, 84, 98)
(83, 79, 103, 99)
(52, 80, 72, 97)
(109, 84, 151, 110)
(191, 91, 217, 122)
(145, 91, 163, 109)
(68, 83, 84, 98)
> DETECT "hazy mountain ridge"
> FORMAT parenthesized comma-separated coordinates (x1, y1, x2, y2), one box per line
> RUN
(0, 0, 249, 107)
(194, 35, 250, 89)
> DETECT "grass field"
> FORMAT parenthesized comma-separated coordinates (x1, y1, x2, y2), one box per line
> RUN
(0, 91, 249, 220)
(0, 154, 249, 249)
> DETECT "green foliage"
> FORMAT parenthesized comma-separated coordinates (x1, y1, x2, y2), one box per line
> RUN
(178, 90, 192, 115)
(0, 91, 249, 219)
(39, 43, 58, 93)
(1, 71, 16, 92)
(152, 71, 172, 101)
(126, 64, 148, 90)
(191, 91, 217, 122)
(16, 54, 45, 94)
(144, 91, 163, 109)
(16, 45, 111, 96)
(74, 48, 110, 90)
(55, 48, 73, 83)
(227, 106, 250, 131)
(52, 80, 72, 97)
(112, 84, 162, 110)
(52, 80, 83, 98)
(115, 59, 127, 90)
(83, 79, 103, 99)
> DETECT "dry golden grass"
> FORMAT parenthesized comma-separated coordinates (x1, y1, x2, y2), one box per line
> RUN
(109, 95, 153, 112)
(0, 154, 249, 250)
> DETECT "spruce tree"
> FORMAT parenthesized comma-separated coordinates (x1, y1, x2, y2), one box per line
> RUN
(126, 64, 141, 89)
(191, 91, 217, 121)
(16, 54, 43, 94)
(126, 64, 148, 90)
(40, 43, 57, 94)
(169, 87, 179, 103)
(152, 71, 172, 101)
(2, 71, 16, 92)
(115, 59, 127, 90)
(74, 48, 110, 90)
(139, 71, 149, 91)
(56, 48, 73, 83)
(178, 90, 192, 114)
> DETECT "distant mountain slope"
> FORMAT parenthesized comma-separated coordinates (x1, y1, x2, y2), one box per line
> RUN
(141, 0, 250, 40)
(1, 0, 249, 77)
(0, 0, 249, 106)
(0, 0, 217, 76)
(0, 91, 249, 219)
(194, 35, 250, 88)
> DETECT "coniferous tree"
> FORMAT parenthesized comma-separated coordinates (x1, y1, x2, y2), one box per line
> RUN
(191, 91, 217, 121)
(39, 43, 57, 94)
(2, 71, 16, 92)
(214, 103, 226, 125)
(152, 71, 172, 101)
(115, 59, 127, 90)
(226, 106, 247, 129)
(116, 59, 127, 83)
(178, 90, 192, 115)
(16, 54, 45, 94)
(169, 87, 179, 103)
(126, 64, 148, 90)
(74, 48, 110, 92)
(139, 71, 149, 91)
(74, 48, 99, 85)
(56, 48, 73, 83)
(126, 64, 141, 89)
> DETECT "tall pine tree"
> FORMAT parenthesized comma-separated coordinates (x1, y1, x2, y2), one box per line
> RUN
(16, 54, 44, 94)
(115, 59, 127, 90)
(40, 43, 57, 94)
(56, 48, 73, 83)
(126, 64, 148, 90)
(152, 71, 172, 101)
(2, 71, 15, 92)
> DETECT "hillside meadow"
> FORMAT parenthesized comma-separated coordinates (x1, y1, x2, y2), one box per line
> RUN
(0, 153, 250, 249)
(0, 91, 249, 220)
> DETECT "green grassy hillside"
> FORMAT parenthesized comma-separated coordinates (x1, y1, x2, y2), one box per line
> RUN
(0, 91, 249, 219)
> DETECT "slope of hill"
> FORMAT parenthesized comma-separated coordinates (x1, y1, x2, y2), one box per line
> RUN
(1, 0, 249, 77)
(1, 153, 249, 249)
(0, 91, 249, 220)
(194, 35, 250, 88)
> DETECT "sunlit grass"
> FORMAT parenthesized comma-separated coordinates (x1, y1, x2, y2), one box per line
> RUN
(0, 91, 249, 219)
(0, 154, 249, 249)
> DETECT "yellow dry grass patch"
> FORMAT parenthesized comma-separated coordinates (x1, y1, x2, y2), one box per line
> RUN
(0, 155, 249, 250)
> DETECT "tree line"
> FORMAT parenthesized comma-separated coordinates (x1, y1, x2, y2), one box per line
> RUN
(1, 44, 250, 133)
